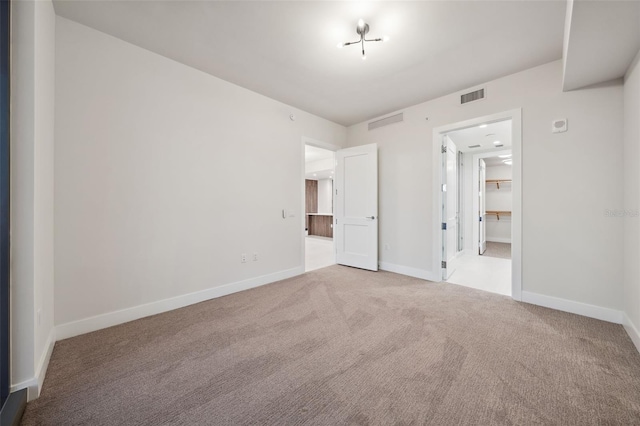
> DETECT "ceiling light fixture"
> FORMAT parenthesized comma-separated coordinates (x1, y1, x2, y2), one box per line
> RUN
(337, 19, 388, 60)
(479, 124, 488, 128)
(493, 141, 501, 145)
(498, 154, 511, 158)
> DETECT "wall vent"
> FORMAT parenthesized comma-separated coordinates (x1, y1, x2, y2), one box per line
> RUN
(368, 113, 403, 131)
(460, 88, 485, 105)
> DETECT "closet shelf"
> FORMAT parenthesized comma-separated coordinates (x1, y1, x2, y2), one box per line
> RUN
(486, 179, 512, 189)
(485, 210, 511, 220)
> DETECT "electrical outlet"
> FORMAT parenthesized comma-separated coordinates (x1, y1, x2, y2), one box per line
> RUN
(253, 253, 258, 261)
(241, 254, 247, 263)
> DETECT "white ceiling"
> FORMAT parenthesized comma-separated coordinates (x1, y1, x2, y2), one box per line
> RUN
(446, 120, 512, 153)
(563, 0, 640, 91)
(53, 0, 567, 126)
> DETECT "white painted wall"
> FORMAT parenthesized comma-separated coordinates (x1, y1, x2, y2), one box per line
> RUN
(347, 60, 624, 311)
(623, 49, 640, 350)
(305, 158, 334, 175)
(317, 179, 333, 214)
(54, 18, 346, 331)
(485, 164, 512, 243)
(10, 0, 56, 399)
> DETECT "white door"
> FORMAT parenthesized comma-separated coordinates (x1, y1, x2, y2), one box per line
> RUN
(479, 159, 487, 255)
(442, 137, 458, 280)
(335, 143, 378, 271)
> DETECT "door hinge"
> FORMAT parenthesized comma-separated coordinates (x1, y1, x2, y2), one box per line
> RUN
(441, 223, 447, 230)
(441, 145, 447, 153)
(441, 261, 447, 268)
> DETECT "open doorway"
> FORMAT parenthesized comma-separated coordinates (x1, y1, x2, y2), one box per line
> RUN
(435, 112, 521, 298)
(304, 145, 336, 271)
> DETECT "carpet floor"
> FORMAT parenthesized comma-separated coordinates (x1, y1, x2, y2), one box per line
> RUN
(482, 242, 511, 259)
(21, 266, 640, 425)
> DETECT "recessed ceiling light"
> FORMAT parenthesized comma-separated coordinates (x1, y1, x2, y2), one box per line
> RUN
(493, 141, 501, 145)
(498, 154, 511, 158)
(503, 160, 512, 165)
(313, 173, 317, 176)
(479, 124, 488, 128)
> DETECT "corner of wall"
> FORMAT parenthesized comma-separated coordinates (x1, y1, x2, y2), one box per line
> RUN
(623, 314, 640, 354)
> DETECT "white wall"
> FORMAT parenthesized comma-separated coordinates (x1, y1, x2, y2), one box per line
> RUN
(347, 60, 624, 312)
(623, 49, 640, 351)
(317, 179, 333, 214)
(485, 164, 512, 243)
(305, 158, 333, 175)
(10, 0, 56, 399)
(54, 18, 346, 334)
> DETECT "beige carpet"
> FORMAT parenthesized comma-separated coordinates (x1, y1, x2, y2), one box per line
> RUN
(21, 266, 640, 425)
(483, 242, 511, 259)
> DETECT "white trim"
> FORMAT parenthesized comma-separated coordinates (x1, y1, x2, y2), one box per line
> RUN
(379, 261, 439, 282)
(10, 378, 38, 401)
(56, 266, 304, 340)
(521, 291, 623, 324)
(486, 237, 512, 244)
(35, 328, 56, 397)
(9, 328, 57, 401)
(432, 108, 522, 301)
(623, 313, 640, 354)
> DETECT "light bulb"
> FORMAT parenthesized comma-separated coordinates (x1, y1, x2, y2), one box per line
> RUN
(382, 35, 390, 42)
(337, 42, 344, 49)
(362, 55, 367, 61)
(357, 19, 365, 29)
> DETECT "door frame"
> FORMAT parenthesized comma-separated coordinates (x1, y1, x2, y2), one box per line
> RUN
(301, 136, 340, 271)
(441, 135, 460, 280)
(431, 109, 522, 301)
(472, 149, 512, 257)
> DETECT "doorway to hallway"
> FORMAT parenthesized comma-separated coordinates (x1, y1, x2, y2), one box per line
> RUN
(304, 144, 336, 272)
(433, 110, 522, 299)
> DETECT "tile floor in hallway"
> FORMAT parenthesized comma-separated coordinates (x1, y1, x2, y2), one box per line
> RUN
(446, 250, 511, 296)
(305, 236, 335, 272)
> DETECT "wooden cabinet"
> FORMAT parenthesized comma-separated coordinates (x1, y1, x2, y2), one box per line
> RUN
(308, 214, 333, 238)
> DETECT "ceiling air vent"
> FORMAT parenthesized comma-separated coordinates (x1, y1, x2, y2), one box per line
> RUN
(368, 113, 403, 131)
(460, 88, 485, 105)
(468, 144, 481, 149)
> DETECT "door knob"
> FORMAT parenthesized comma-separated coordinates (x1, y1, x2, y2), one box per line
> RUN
(366, 216, 376, 220)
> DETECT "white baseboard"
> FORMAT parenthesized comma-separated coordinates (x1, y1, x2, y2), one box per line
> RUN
(521, 291, 623, 324)
(35, 328, 56, 398)
(10, 378, 37, 402)
(379, 261, 439, 282)
(56, 266, 304, 340)
(10, 327, 57, 401)
(486, 237, 511, 244)
(623, 313, 640, 354)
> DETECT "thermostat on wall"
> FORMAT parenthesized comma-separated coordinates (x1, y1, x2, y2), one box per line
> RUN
(552, 118, 568, 133)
